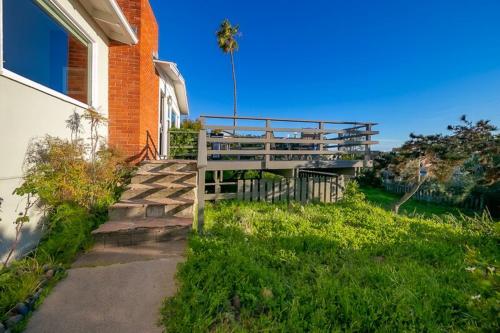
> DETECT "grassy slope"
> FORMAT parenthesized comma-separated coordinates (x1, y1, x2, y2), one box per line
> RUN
(361, 186, 475, 217)
(162, 200, 499, 332)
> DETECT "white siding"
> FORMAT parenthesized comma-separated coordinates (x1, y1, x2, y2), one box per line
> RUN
(0, 0, 110, 260)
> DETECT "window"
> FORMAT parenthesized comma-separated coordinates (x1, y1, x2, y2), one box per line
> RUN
(2, 0, 90, 104)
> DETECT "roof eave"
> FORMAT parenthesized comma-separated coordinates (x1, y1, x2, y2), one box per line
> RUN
(154, 60, 189, 115)
(78, 0, 138, 45)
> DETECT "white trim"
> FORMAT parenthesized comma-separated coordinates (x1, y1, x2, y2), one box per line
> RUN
(39, 0, 95, 44)
(77, 0, 138, 45)
(1, 69, 90, 109)
(153, 60, 189, 115)
(107, 0, 138, 44)
(91, 40, 98, 106)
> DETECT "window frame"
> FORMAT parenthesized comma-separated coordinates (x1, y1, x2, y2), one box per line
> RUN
(0, 0, 97, 108)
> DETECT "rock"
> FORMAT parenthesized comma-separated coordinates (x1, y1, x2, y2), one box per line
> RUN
(33, 288, 43, 300)
(261, 288, 273, 299)
(45, 269, 54, 279)
(14, 302, 29, 316)
(26, 296, 36, 308)
(231, 295, 241, 310)
(0, 322, 6, 333)
(5, 314, 23, 328)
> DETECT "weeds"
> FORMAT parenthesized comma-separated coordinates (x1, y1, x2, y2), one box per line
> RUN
(161, 200, 499, 332)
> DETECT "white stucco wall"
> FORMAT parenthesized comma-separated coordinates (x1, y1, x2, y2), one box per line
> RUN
(160, 75, 182, 125)
(158, 76, 183, 155)
(0, 0, 110, 260)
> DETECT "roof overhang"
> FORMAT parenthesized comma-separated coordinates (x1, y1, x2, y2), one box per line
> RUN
(154, 60, 189, 115)
(78, 0, 138, 45)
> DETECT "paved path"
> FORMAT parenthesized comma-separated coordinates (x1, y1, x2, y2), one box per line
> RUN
(25, 240, 186, 333)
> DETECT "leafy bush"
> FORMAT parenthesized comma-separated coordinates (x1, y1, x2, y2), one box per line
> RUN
(342, 180, 365, 203)
(35, 204, 105, 264)
(15, 136, 127, 210)
(161, 200, 498, 332)
(169, 118, 202, 159)
(0, 204, 106, 321)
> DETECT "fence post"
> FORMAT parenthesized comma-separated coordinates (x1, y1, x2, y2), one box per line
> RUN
(197, 128, 207, 233)
(265, 119, 271, 169)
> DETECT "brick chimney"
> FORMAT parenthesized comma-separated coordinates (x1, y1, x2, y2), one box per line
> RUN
(108, 0, 159, 161)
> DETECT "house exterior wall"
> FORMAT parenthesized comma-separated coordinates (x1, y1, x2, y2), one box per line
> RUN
(158, 76, 182, 154)
(109, 0, 159, 161)
(0, 0, 110, 260)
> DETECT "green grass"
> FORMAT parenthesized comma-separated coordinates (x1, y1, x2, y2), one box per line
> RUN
(360, 186, 475, 217)
(161, 200, 499, 332)
(0, 204, 106, 327)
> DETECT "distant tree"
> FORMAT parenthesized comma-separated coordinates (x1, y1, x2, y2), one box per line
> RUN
(390, 116, 498, 214)
(216, 19, 240, 132)
(180, 118, 202, 131)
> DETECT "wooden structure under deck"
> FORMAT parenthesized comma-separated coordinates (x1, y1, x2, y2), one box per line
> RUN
(193, 115, 379, 229)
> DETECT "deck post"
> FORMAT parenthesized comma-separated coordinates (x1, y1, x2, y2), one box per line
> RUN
(364, 124, 372, 168)
(197, 128, 208, 233)
(265, 119, 271, 169)
(318, 122, 324, 153)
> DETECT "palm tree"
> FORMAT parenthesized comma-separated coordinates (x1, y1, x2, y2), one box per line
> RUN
(216, 19, 240, 131)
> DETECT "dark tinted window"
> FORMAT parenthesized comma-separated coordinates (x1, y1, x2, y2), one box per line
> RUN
(3, 0, 89, 103)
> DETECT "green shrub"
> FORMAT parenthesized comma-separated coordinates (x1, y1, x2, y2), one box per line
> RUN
(161, 200, 499, 332)
(16, 136, 128, 210)
(342, 180, 366, 203)
(35, 204, 105, 264)
(0, 204, 106, 321)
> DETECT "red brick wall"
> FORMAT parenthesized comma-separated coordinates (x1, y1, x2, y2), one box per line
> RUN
(67, 36, 88, 104)
(108, 0, 159, 161)
(139, 0, 159, 155)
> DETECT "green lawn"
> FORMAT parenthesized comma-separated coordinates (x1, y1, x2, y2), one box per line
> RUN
(161, 199, 498, 332)
(360, 186, 475, 217)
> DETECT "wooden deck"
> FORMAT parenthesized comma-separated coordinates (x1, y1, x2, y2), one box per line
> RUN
(188, 115, 379, 230)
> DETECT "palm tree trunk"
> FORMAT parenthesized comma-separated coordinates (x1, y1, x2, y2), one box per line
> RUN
(230, 50, 237, 135)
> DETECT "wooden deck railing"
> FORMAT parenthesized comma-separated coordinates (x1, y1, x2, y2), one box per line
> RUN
(198, 115, 378, 171)
(196, 115, 378, 230)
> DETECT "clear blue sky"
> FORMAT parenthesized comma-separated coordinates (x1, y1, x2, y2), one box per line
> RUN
(150, 0, 500, 151)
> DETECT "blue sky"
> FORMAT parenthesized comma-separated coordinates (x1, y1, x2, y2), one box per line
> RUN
(150, 0, 500, 151)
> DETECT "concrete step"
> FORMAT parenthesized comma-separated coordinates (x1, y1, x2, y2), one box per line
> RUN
(92, 217, 192, 246)
(108, 198, 194, 220)
(131, 171, 197, 186)
(121, 184, 196, 201)
(139, 160, 197, 173)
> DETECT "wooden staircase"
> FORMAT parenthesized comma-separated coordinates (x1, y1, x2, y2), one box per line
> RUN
(92, 160, 197, 246)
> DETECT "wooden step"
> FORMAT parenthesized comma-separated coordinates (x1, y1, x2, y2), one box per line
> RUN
(92, 217, 192, 234)
(131, 170, 197, 186)
(139, 160, 197, 173)
(108, 198, 194, 220)
(92, 217, 192, 246)
(121, 185, 196, 201)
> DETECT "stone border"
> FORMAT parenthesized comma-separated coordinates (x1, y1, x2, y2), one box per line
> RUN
(0, 265, 65, 333)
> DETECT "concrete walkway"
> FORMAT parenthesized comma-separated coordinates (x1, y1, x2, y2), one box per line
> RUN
(25, 240, 186, 333)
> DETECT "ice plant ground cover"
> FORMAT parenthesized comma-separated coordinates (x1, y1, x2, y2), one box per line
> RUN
(161, 197, 499, 332)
